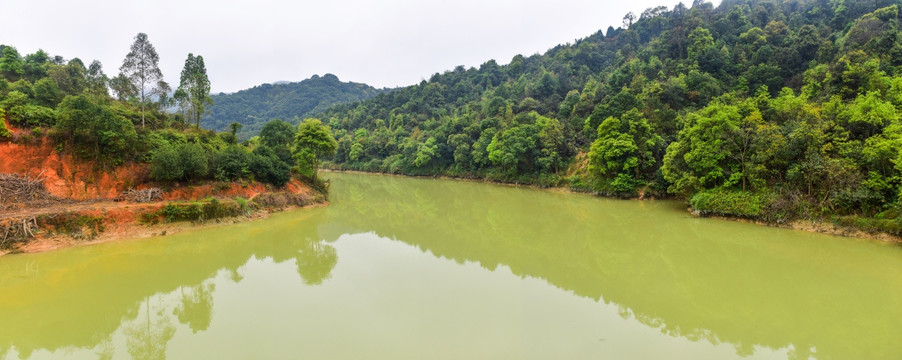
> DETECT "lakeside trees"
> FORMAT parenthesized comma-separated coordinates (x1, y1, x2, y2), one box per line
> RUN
(313, 0, 902, 229)
(0, 34, 322, 190)
(294, 119, 337, 185)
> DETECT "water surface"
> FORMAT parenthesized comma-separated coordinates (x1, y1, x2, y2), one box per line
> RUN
(1, 173, 901, 359)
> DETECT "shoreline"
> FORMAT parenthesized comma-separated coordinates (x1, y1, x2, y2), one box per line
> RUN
(0, 202, 327, 257)
(694, 212, 902, 245)
(5, 170, 899, 257)
(323, 169, 902, 245)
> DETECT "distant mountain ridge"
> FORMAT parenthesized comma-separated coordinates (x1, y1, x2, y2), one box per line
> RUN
(201, 74, 387, 140)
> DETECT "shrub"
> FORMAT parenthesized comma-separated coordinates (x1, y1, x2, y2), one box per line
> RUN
(212, 145, 252, 181)
(250, 145, 291, 186)
(690, 188, 773, 219)
(178, 143, 209, 180)
(150, 146, 183, 182)
(152, 200, 248, 223)
(55, 94, 138, 165)
(0, 109, 9, 139)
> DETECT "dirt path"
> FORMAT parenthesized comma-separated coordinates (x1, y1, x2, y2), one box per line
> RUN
(1, 200, 160, 220)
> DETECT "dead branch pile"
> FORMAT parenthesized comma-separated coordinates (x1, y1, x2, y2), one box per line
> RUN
(117, 188, 162, 203)
(0, 172, 64, 210)
(0, 217, 37, 249)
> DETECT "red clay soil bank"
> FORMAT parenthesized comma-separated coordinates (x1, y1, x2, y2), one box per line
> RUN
(0, 139, 148, 200)
(0, 130, 311, 202)
(153, 178, 313, 201)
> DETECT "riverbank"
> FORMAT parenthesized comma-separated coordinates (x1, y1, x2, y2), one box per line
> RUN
(0, 200, 327, 256)
(322, 169, 902, 244)
(691, 211, 902, 245)
(0, 189, 327, 256)
(0, 134, 329, 256)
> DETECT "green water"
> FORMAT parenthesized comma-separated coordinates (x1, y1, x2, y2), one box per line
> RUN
(1, 173, 901, 359)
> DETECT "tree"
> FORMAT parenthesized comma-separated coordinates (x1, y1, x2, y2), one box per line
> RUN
(120, 33, 167, 128)
(85, 60, 109, 96)
(260, 119, 297, 163)
(588, 109, 663, 193)
(0, 46, 24, 81)
(174, 53, 212, 127)
(488, 124, 540, 174)
(294, 118, 337, 184)
(23, 49, 49, 81)
(623, 12, 636, 28)
(109, 73, 137, 101)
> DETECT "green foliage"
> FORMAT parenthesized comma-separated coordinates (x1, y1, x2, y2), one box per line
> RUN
(174, 53, 212, 127)
(294, 118, 337, 181)
(250, 145, 291, 186)
(33, 78, 63, 106)
(308, 0, 902, 227)
(150, 199, 249, 223)
(150, 145, 183, 182)
(179, 143, 210, 180)
(119, 33, 168, 128)
(690, 188, 773, 219)
(56, 94, 138, 165)
(0, 42, 304, 192)
(212, 145, 252, 181)
(0, 46, 24, 81)
(588, 109, 662, 194)
(0, 108, 9, 139)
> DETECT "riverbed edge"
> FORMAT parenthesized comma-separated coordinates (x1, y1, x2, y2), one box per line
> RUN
(0, 200, 328, 257)
(322, 169, 902, 244)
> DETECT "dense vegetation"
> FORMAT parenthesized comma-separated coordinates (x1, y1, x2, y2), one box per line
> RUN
(201, 74, 385, 140)
(0, 34, 335, 190)
(315, 0, 902, 229)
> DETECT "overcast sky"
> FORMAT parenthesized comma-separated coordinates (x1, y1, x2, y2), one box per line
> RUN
(2, 0, 714, 93)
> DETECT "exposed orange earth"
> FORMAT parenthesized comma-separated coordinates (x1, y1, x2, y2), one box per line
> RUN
(1, 123, 322, 255)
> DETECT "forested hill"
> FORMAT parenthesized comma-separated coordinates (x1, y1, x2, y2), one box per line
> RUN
(316, 0, 902, 230)
(201, 74, 386, 140)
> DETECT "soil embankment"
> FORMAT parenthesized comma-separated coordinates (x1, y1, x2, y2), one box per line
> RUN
(0, 139, 324, 256)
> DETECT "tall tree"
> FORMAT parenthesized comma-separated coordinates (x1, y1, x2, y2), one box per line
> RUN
(294, 118, 337, 185)
(174, 53, 212, 127)
(85, 60, 109, 96)
(120, 33, 167, 128)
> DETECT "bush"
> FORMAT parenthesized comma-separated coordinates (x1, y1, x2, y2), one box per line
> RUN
(8, 104, 56, 127)
(690, 188, 773, 219)
(55, 94, 138, 165)
(0, 109, 9, 139)
(212, 145, 251, 181)
(177, 143, 209, 180)
(250, 145, 291, 186)
(150, 199, 249, 223)
(150, 145, 183, 182)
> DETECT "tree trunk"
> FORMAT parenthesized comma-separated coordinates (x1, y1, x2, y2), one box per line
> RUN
(313, 159, 319, 186)
(140, 86, 146, 128)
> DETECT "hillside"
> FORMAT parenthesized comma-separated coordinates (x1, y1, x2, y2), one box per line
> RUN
(201, 74, 386, 140)
(315, 0, 902, 231)
(0, 35, 334, 253)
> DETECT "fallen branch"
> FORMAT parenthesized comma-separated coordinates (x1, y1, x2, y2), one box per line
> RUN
(117, 188, 162, 203)
(0, 172, 66, 210)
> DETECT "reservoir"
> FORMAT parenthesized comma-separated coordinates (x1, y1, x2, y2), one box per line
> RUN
(1, 172, 900, 359)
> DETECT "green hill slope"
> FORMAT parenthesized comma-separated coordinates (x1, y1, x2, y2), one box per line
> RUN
(315, 0, 902, 228)
(201, 74, 386, 140)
